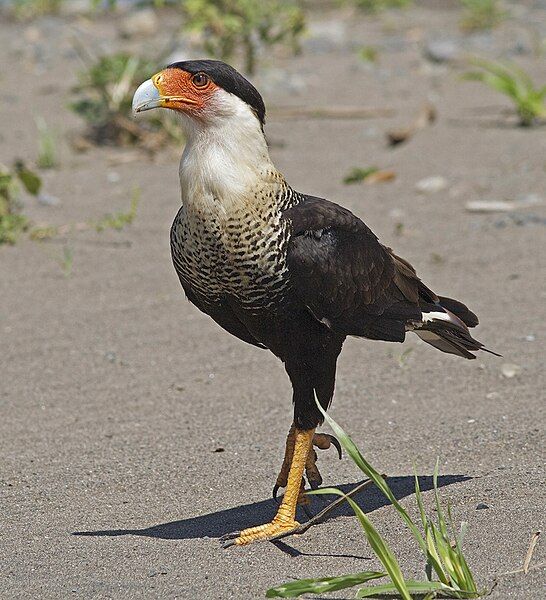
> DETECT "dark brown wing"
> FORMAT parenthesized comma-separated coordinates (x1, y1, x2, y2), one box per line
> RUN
(284, 196, 438, 342)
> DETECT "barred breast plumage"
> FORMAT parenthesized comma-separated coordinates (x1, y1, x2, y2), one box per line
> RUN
(170, 178, 303, 313)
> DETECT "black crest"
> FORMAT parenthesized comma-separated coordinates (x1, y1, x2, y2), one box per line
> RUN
(168, 60, 266, 127)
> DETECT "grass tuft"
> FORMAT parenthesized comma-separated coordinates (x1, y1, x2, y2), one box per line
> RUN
(36, 117, 59, 169)
(353, 0, 412, 13)
(183, 0, 305, 75)
(94, 187, 140, 232)
(459, 0, 507, 32)
(58, 245, 74, 277)
(0, 162, 42, 245)
(6, 0, 63, 20)
(359, 45, 379, 63)
(266, 404, 485, 599)
(463, 59, 546, 126)
(70, 51, 183, 149)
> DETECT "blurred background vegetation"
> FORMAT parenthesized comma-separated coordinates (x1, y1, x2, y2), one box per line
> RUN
(0, 0, 544, 246)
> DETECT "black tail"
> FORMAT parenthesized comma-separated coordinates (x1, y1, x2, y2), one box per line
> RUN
(438, 296, 479, 328)
(414, 297, 500, 360)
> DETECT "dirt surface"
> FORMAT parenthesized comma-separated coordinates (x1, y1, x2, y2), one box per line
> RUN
(1, 3, 545, 599)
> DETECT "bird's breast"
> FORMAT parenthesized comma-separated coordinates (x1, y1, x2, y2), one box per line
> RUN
(170, 196, 293, 311)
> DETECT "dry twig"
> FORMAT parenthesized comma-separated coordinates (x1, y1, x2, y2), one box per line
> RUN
(523, 531, 541, 574)
(387, 103, 436, 145)
(270, 106, 395, 120)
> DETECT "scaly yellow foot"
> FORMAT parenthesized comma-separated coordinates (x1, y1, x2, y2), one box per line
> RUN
(273, 426, 342, 499)
(221, 427, 315, 548)
(221, 516, 300, 547)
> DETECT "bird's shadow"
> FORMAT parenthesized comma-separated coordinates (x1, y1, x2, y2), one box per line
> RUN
(73, 475, 470, 541)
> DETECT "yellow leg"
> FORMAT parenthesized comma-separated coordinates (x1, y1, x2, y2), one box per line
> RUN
(223, 428, 315, 547)
(274, 426, 342, 500)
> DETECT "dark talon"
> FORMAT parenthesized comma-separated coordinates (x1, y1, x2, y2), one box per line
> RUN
(327, 434, 342, 459)
(220, 531, 241, 541)
(308, 478, 321, 491)
(221, 538, 237, 549)
(272, 484, 280, 500)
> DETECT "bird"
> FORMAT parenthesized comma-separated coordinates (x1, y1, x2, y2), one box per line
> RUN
(132, 59, 498, 547)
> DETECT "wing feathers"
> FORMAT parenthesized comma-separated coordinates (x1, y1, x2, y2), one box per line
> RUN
(284, 195, 494, 359)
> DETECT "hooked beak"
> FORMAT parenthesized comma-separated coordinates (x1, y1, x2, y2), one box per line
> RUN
(132, 78, 164, 114)
(133, 72, 200, 115)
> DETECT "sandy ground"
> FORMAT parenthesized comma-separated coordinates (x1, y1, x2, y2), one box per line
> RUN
(1, 2, 545, 599)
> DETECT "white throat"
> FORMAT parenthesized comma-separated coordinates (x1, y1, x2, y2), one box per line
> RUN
(177, 90, 274, 210)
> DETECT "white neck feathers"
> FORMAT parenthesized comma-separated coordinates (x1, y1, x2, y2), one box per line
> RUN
(177, 90, 275, 211)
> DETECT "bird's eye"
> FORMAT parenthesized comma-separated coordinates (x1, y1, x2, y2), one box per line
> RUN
(192, 72, 210, 88)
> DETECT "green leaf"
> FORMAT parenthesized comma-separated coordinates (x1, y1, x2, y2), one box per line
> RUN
(343, 166, 379, 185)
(310, 488, 411, 600)
(316, 402, 428, 554)
(14, 162, 42, 196)
(0, 213, 29, 245)
(265, 571, 385, 598)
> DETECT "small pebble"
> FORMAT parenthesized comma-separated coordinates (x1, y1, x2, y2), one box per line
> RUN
(119, 9, 158, 38)
(37, 192, 60, 207)
(465, 200, 515, 213)
(105, 351, 117, 363)
(424, 39, 460, 63)
(388, 208, 405, 219)
(476, 503, 490, 510)
(107, 171, 120, 184)
(303, 21, 347, 53)
(416, 176, 448, 194)
(501, 363, 522, 379)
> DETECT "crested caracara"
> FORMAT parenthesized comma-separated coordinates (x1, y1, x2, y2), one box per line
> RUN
(133, 60, 497, 547)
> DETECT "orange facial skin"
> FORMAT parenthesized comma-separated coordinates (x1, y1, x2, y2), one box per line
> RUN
(152, 68, 219, 117)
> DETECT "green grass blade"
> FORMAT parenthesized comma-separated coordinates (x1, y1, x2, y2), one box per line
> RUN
(431, 522, 456, 576)
(457, 521, 468, 550)
(426, 525, 450, 585)
(311, 488, 412, 600)
(355, 579, 450, 598)
(431, 461, 477, 590)
(414, 469, 427, 530)
(317, 403, 428, 553)
(265, 571, 385, 598)
(433, 460, 449, 540)
(446, 514, 476, 592)
(415, 467, 450, 584)
(465, 60, 520, 99)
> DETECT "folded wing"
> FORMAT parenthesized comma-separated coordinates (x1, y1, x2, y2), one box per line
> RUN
(284, 196, 496, 359)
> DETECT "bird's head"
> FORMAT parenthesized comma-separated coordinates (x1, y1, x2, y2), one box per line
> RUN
(132, 60, 266, 133)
